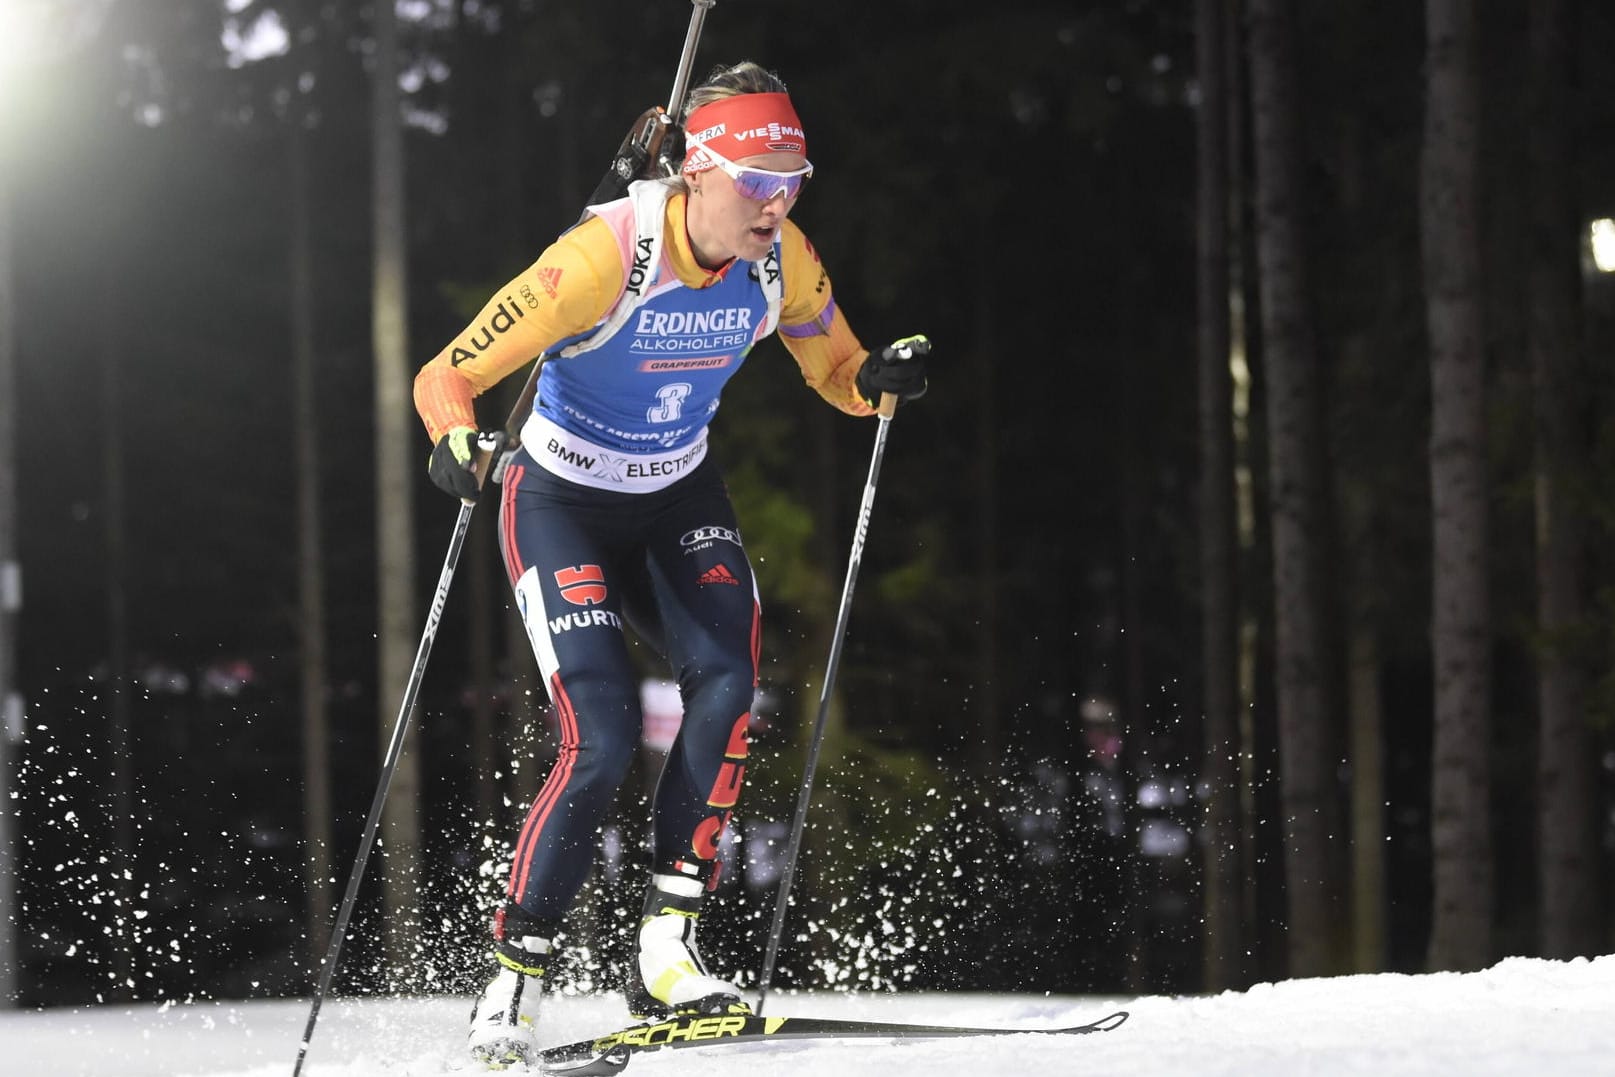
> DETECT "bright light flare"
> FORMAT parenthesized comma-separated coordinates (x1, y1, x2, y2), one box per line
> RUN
(222, 6, 289, 69)
(0, 2, 107, 133)
(1591, 219, 1615, 274)
(0, 3, 53, 95)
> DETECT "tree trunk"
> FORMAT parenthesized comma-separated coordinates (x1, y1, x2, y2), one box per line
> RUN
(1420, 0, 1493, 973)
(1246, 0, 1345, 979)
(0, 158, 20, 1007)
(289, 112, 335, 981)
(1335, 109, 1387, 976)
(371, 0, 421, 976)
(96, 227, 137, 999)
(1339, 342, 1387, 977)
(1526, 0, 1601, 960)
(972, 206, 1000, 779)
(1346, 617, 1386, 970)
(1223, 7, 1278, 983)
(1195, 0, 1245, 993)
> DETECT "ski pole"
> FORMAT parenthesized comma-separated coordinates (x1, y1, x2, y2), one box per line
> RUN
(755, 392, 900, 1015)
(291, 435, 504, 1077)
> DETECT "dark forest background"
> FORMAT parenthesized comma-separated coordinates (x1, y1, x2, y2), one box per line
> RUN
(1, 0, 1613, 1010)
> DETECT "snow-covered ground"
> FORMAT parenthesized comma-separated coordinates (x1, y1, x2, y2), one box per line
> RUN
(2, 955, 1611, 1076)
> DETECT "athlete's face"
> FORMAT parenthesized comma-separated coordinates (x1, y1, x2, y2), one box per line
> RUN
(686, 151, 808, 267)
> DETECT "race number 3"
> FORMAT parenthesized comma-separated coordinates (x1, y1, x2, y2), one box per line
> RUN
(648, 383, 692, 423)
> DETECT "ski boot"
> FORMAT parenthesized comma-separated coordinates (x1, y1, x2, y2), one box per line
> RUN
(628, 872, 751, 1020)
(467, 907, 557, 1070)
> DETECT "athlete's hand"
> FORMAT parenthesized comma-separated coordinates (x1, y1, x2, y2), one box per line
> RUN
(855, 334, 930, 407)
(428, 425, 485, 501)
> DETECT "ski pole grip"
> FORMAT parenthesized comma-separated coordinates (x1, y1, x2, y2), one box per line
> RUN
(473, 430, 510, 489)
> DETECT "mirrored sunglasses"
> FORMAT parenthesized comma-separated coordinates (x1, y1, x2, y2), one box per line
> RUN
(698, 142, 814, 201)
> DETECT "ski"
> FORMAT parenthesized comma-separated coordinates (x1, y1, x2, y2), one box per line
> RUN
(536, 1007, 1130, 1074)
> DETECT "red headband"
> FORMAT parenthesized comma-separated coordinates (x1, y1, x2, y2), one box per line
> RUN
(682, 92, 807, 173)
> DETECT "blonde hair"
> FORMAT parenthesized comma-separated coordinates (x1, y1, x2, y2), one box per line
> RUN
(681, 61, 789, 121)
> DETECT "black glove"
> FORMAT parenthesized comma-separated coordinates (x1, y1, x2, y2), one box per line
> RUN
(855, 334, 931, 407)
(428, 425, 484, 501)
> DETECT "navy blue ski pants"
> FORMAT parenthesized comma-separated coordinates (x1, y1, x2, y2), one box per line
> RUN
(495, 450, 758, 922)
